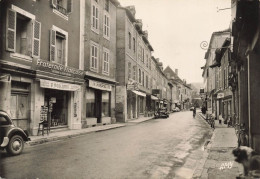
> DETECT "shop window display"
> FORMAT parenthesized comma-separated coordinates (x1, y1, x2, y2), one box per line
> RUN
(86, 88, 96, 117)
(44, 89, 68, 127)
(102, 91, 110, 117)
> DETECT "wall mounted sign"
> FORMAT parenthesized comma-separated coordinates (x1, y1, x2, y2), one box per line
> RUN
(40, 79, 80, 91)
(217, 93, 224, 99)
(89, 80, 112, 91)
(127, 79, 139, 90)
(33, 59, 84, 78)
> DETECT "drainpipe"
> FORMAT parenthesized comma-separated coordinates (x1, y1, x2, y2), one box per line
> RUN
(247, 56, 252, 147)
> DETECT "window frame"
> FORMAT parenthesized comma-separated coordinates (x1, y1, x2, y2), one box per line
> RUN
(102, 47, 109, 75)
(90, 41, 99, 72)
(128, 32, 132, 49)
(51, 0, 73, 20)
(6, 5, 42, 61)
(50, 25, 68, 66)
(91, 0, 99, 34)
(103, 12, 110, 40)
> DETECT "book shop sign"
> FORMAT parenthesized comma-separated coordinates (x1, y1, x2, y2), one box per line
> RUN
(40, 79, 80, 91)
(34, 59, 84, 78)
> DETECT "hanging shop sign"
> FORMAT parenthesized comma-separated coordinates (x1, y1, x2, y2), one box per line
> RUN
(217, 93, 224, 99)
(40, 79, 80, 91)
(89, 80, 112, 91)
(127, 79, 139, 90)
(33, 59, 84, 78)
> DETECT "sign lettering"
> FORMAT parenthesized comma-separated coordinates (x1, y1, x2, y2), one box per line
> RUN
(89, 80, 112, 91)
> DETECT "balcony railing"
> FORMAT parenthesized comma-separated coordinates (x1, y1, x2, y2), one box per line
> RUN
(56, 4, 67, 15)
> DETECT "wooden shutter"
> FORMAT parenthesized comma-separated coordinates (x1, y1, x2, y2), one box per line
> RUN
(6, 9, 16, 52)
(67, 0, 73, 13)
(32, 20, 41, 58)
(52, 0, 57, 8)
(50, 29, 56, 61)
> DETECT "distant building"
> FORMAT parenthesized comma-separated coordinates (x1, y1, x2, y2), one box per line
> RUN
(115, 6, 154, 122)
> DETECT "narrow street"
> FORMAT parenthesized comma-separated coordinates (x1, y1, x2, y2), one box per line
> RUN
(0, 111, 212, 179)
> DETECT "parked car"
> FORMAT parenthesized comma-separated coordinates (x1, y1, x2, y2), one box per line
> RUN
(0, 110, 30, 155)
(173, 107, 180, 112)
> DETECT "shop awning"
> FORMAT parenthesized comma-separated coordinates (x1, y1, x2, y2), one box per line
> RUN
(151, 95, 158, 100)
(132, 90, 146, 97)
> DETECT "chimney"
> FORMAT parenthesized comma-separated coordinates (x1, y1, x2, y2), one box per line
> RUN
(143, 30, 148, 39)
(175, 69, 178, 75)
(135, 19, 143, 29)
(126, 6, 136, 18)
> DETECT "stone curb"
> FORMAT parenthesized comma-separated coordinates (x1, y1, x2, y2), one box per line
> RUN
(27, 125, 126, 146)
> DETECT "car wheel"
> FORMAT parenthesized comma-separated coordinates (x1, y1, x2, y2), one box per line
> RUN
(6, 135, 24, 155)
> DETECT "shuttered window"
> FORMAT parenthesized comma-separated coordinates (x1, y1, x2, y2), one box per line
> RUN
(6, 8, 41, 58)
(103, 13, 110, 39)
(91, 1, 99, 33)
(6, 9, 16, 52)
(49, 28, 67, 65)
(32, 20, 41, 58)
(50, 29, 56, 62)
(90, 41, 99, 72)
(103, 48, 109, 75)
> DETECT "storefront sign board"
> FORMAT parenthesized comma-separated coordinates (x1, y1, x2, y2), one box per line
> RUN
(89, 80, 112, 91)
(40, 79, 80, 91)
(33, 59, 85, 78)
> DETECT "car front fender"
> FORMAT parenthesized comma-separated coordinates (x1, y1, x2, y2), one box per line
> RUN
(7, 127, 30, 141)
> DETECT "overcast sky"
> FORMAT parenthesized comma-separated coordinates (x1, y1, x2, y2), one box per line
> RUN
(119, 0, 231, 83)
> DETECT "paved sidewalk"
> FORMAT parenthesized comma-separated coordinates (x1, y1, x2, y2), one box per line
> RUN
(28, 116, 154, 146)
(193, 113, 243, 179)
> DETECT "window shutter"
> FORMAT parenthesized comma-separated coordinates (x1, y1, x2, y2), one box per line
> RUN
(32, 20, 41, 58)
(50, 29, 56, 61)
(67, 0, 73, 13)
(52, 0, 57, 8)
(6, 9, 16, 52)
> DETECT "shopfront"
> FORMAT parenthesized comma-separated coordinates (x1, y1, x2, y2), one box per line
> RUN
(32, 59, 84, 135)
(83, 79, 113, 127)
(36, 79, 82, 132)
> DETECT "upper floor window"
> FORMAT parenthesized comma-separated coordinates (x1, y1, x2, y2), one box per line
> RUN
(146, 54, 149, 67)
(52, 0, 73, 17)
(138, 43, 142, 61)
(105, 0, 109, 12)
(133, 66, 136, 80)
(6, 6, 41, 59)
(91, 0, 99, 33)
(90, 41, 99, 72)
(146, 75, 149, 89)
(139, 69, 141, 83)
(103, 13, 110, 39)
(50, 26, 68, 65)
(128, 62, 131, 79)
(102, 48, 109, 75)
(142, 71, 144, 86)
(142, 48, 144, 63)
(128, 32, 131, 49)
(133, 37, 136, 53)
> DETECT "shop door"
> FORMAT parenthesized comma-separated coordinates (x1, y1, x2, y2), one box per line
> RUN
(95, 90, 102, 123)
(10, 94, 29, 132)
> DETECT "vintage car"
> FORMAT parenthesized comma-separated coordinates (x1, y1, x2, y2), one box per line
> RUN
(0, 110, 30, 155)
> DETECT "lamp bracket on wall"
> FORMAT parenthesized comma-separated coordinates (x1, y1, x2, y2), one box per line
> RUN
(200, 41, 232, 50)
